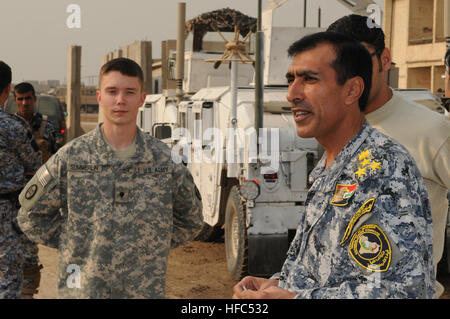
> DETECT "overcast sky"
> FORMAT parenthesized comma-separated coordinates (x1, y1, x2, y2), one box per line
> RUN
(0, 0, 382, 84)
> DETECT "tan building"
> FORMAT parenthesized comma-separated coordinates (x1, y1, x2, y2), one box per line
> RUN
(384, 0, 450, 96)
(384, 0, 449, 97)
(103, 41, 153, 95)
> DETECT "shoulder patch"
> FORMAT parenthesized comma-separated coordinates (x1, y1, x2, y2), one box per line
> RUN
(19, 164, 55, 211)
(330, 183, 357, 206)
(348, 224, 392, 272)
(25, 184, 38, 200)
(340, 198, 375, 245)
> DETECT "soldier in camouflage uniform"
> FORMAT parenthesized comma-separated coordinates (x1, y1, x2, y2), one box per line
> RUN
(17, 58, 203, 298)
(233, 33, 435, 299)
(0, 61, 42, 299)
(13, 82, 56, 298)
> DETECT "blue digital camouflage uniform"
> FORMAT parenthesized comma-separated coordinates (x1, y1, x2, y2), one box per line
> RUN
(17, 125, 203, 298)
(17, 112, 56, 296)
(0, 106, 42, 299)
(278, 121, 435, 299)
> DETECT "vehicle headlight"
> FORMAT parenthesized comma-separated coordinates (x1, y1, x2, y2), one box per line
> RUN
(239, 180, 260, 200)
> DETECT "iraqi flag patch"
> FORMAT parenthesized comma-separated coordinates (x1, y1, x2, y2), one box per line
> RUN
(330, 184, 357, 206)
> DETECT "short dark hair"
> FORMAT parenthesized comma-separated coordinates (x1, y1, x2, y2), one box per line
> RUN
(287, 31, 373, 112)
(14, 82, 36, 97)
(445, 48, 450, 69)
(327, 14, 385, 55)
(99, 57, 144, 88)
(0, 61, 12, 94)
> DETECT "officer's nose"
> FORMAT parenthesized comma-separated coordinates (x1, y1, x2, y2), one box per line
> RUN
(286, 79, 305, 105)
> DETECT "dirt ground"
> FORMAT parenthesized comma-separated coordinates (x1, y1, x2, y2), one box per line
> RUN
(34, 242, 238, 299)
(35, 242, 450, 299)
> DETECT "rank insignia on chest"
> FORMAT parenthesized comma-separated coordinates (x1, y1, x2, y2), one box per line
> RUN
(330, 184, 357, 206)
(348, 224, 392, 272)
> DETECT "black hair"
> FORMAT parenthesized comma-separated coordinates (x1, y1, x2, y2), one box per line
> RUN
(287, 31, 373, 112)
(99, 57, 144, 88)
(14, 82, 36, 97)
(0, 61, 12, 94)
(327, 14, 385, 55)
(445, 48, 450, 69)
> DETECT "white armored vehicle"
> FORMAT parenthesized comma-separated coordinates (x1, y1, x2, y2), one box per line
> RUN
(137, 5, 325, 279)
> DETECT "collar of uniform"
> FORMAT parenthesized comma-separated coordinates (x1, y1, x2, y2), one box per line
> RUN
(93, 124, 153, 166)
(309, 120, 372, 193)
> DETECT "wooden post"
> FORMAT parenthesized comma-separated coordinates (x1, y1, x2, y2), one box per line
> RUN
(66, 45, 82, 141)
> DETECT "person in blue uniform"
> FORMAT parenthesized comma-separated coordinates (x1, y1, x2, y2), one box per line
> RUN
(233, 32, 435, 299)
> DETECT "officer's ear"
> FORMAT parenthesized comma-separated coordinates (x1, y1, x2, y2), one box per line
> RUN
(343, 76, 364, 108)
(379, 48, 392, 73)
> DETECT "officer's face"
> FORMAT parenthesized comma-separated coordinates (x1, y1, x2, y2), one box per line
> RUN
(15, 90, 36, 120)
(286, 43, 349, 143)
(97, 71, 146, 128)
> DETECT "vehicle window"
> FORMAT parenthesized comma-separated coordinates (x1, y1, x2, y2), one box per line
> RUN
(154, 125, 172, 139)
(36, 97, 61, 117)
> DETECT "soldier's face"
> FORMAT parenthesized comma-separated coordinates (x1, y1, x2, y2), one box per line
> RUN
(15, 90, 36, 120)
(286, 43, 349, 143)
(97, 71, 146, 128)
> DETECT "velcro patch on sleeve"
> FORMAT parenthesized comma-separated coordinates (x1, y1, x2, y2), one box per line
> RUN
(19, 165, 54, 211)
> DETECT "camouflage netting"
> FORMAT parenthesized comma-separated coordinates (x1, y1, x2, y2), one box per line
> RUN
(185, 8, 256, 51)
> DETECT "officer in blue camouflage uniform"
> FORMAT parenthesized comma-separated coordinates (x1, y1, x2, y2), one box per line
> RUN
(13, 82, 56, 298)
(17, 58, 203, 298)
(14, 82, 57, 163)
(233, 32, 435, 299)
(0, 61, 42, 299)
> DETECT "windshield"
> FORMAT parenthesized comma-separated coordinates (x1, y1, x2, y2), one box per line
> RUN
(36, 96, 61, 117)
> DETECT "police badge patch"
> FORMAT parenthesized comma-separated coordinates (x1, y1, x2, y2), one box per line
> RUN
(348, 224, 392, 272)
(330, 184, 357, 206)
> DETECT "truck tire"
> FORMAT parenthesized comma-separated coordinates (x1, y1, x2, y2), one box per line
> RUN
(224, 186, 248, 280)
(194, 223, 224, 242)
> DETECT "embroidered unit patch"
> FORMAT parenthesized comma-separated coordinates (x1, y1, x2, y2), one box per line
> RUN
(340, 198, 376, 245)
(348, 224, 391, 272)
(330, 184, 357, 206)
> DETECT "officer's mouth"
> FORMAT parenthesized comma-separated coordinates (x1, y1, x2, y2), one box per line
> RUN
(292, 108, 313, 122)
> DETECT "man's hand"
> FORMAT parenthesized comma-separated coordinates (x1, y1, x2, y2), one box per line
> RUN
(232, 276, 296, 299)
